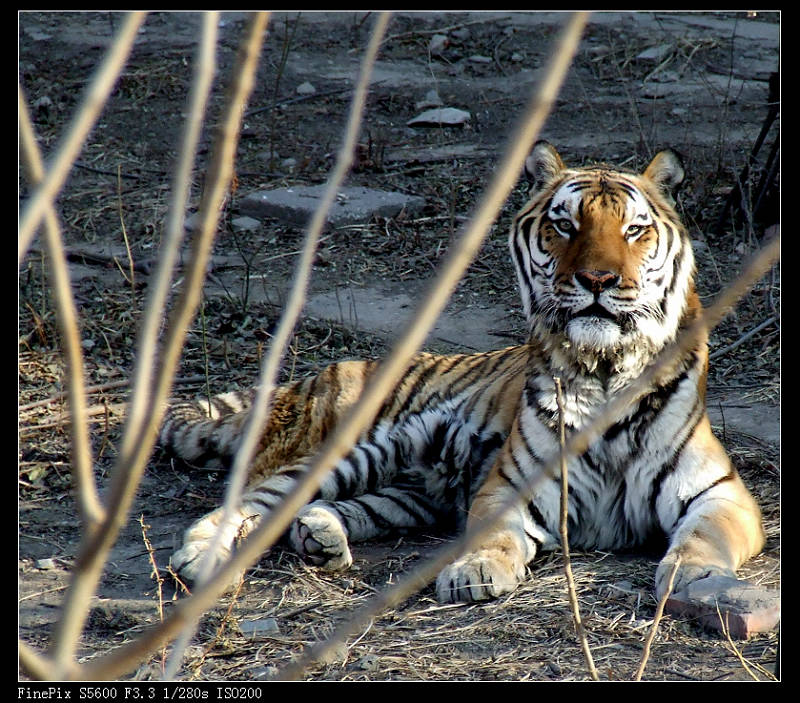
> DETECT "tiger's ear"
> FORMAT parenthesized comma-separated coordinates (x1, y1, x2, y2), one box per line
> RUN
(524, 140, 567, 193)
(643, 149, 685, 203)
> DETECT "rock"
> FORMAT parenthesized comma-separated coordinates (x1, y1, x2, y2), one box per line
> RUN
(230, 216, 261, 233)
(35, 558, 56, 570)
(253, 666, 279, 680)
(665, 575, 780, 639)
(183, 211, 201, 232)
(356, 654, 380, 671)
(636, 43, 674, 62)
(639, 84, 671, 99)
(428, 34, 448, 56)
(707, 395, 779, 446)
(407, 107, 471, 128)
(239, 617, 280, 637)
(415, 89, 444, 110)
(468, 54, 493, 64)
(305, 284, 508, 352)
(296, 81, 316, 95)
(239, 186, 425, 228)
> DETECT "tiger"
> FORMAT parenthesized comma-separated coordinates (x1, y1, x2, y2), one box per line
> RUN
(159, 141, 765, 606)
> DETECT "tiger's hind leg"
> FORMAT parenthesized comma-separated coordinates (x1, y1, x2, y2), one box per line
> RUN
(288, 487, 446, 570)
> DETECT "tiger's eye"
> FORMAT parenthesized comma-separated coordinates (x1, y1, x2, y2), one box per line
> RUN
(553, 218, 575, 236)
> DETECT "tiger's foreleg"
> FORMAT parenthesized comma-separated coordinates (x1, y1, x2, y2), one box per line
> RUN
(435, 446, 551, 603)
(654, 421, 765, 598)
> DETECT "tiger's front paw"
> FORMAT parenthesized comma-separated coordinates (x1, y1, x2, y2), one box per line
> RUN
(169, 510, 246, 590)
(436, 548, 525, 603)
(289, 505, 353, 571)
(655, 555, 736, 599)
(170, 540, 242, 591)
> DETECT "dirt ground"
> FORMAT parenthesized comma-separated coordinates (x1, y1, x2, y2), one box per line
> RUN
(19, 12, 780, 682)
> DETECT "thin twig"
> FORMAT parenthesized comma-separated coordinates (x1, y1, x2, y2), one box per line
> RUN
(139, 515, 168, 674)
(709, 315, 778, 360)
(634, 556, 680, 681)
(18, 376, 207, 414)
(554, 376, 599, 681)
(149, 13, 269, 678)
(117, 165, 136, 299)
(718, 602, 761, 681)
(139, 515, 166, 624)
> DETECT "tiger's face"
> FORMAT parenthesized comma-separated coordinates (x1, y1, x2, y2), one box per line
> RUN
(510, 142, 697, 367)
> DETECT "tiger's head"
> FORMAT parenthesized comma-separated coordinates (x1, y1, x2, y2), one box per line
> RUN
(510, 141, 700, 372)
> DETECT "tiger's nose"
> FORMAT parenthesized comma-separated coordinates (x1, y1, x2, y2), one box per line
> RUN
(575, 269, 620, 294)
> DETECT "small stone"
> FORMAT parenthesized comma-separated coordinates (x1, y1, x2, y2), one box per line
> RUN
(231, 216, 261, 233)
(26, 29, 53, 42)
(35, 558, 56, 570)
(253, 666, 279, 680)
(407, 107, 471, 128)
(33, 95, 53, 112)
(415, 89, 443, 110)
(586, 43, 611, 57)
(468, 54, 493, 64)
(183, 212, 200, 232)
(239, 617, 280, 637)
(636, 44, 674, 63)
(356, 654, 380, 671)
(609, 580, 634, 593)
(639, 83, 672, 99)
(296, 81, 316, 95)
(665, 575, 780, 639)
(428, 34, 448, 56)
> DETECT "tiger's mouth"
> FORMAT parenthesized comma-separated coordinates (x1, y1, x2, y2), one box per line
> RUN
(573, 302, 618, 322)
